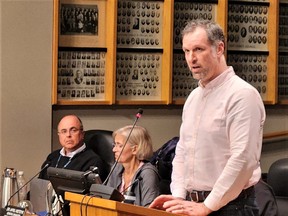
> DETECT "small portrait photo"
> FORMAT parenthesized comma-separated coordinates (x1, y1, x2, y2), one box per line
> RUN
(133, 18, 140, 30)
(132, 69, 139, 80)
(74, 69, 83, 84)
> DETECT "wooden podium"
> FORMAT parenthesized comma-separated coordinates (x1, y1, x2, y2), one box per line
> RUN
(65, 192, 177, 216)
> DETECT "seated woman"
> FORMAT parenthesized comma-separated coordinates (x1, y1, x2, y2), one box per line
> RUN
(106, 125, 160, 207)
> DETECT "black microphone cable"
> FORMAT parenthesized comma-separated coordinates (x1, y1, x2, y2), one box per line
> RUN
(79, 193, 89, 216)
(79, 167, 99, 216)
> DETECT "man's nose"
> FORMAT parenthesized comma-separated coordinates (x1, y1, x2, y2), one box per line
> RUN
(65, 131, 72, 136)
(186, 51, 196, 62)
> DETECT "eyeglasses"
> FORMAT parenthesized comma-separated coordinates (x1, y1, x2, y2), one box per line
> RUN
(112, 143, 124, 149)
(58, 127, 82, 136)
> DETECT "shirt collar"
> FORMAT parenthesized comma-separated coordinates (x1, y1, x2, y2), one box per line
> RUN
(199, 66, 235, 90)
(60, 143, 86, 158)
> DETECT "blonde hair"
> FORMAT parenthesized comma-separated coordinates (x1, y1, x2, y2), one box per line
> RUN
(113, 125, 153, 160)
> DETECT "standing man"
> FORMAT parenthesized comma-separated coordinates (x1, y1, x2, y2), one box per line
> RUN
(39, 114, 106, 181)
(149, 20, 265, 216)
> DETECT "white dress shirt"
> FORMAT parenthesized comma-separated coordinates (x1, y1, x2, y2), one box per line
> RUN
(171, 67, 266, 211)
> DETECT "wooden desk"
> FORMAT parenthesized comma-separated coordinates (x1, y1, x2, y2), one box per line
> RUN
(66, 192, 177, 216)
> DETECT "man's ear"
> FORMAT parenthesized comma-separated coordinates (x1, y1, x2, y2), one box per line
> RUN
(217, 41, 225, 56)
(81, 130, 85, 140)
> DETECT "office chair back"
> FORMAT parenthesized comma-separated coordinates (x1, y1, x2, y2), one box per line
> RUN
(267, 158, 288, 216)
(150, 137, 179, 194)
(84, 129, 115, 180)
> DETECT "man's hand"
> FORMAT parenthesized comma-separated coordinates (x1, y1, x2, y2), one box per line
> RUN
(149, 195, 181, 210)
(149, 195, 212, 216)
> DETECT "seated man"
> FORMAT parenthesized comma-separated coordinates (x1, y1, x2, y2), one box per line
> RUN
(37, 115, 106, 216)
(39, 114, 106, 181)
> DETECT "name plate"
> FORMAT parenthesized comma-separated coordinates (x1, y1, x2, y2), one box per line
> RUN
(5, 206, 25, 216)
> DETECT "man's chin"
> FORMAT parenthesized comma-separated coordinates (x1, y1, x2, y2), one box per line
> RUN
(64, 145, 77, 152)
(192, 73, 201, 80)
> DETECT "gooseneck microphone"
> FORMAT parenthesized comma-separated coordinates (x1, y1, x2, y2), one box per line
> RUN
(121, 176, 143, 194)
(5, 162, 51, 208)
(102, 108, 143, 186)
(122, 176, 143, 204)
(82, 167, 98, 177)
(135, 108, 143, 118)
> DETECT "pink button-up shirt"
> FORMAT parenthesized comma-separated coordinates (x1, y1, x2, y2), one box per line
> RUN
(171, 67, 266, 211)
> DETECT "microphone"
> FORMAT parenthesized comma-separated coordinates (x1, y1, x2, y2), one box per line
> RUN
(135, 108, 143, 118)
(82, 167, 98, 177)
(5, 162, 51, 208)
(122, 176, 143, 204)
(121, 176, 143, 194)
(102, 108, 143, 185)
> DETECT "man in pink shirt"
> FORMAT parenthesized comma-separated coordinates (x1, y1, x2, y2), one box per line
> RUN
(149, 20, 266, 216)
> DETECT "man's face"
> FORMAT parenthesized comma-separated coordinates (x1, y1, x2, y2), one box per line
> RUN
(182, 27, 223, 86)
(57, 116, 84, 154)
(76, 71, 82, 78)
